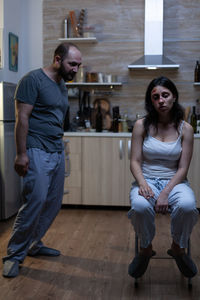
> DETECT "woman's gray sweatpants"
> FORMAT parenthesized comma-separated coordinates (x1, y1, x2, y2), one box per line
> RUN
(3, 148, 65, 263)
(128, 178, 199, 248)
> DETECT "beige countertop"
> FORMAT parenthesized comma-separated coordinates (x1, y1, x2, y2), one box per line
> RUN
(64, 132, 200, 138)
(64, 132, 131, 137)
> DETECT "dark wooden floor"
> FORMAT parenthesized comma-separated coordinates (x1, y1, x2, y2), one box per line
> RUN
(0, 207, 200, 300)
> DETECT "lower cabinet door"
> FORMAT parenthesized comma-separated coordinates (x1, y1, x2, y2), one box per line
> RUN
(82, 137, 127, 206)
(62, 137, 82, 205)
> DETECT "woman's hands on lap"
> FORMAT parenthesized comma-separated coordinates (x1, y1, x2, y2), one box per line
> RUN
(138, 182, 154, 200)
(155, 190, 169, 214)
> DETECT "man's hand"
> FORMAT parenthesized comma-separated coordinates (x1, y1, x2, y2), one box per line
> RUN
(14, 153, 29, 177)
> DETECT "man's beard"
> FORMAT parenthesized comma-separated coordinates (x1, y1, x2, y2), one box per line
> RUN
(59, 63, 75, 82)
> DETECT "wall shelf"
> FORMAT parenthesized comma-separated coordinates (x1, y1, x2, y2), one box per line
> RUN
(66, 82, 122, 87)
(58, 37, 97, 44)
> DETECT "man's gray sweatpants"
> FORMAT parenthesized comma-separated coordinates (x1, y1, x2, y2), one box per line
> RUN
(3, 148, 65, 263)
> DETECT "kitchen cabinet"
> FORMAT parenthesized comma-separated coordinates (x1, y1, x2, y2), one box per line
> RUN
(187, 138, 200, 206)
(62, 137, 82, 204)
(63, 134, 200, 208)
(82, 137, 133, 206)
(63, 135, 133, 206)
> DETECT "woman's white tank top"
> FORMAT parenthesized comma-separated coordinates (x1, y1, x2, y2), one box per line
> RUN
(142, 121, 184, 179)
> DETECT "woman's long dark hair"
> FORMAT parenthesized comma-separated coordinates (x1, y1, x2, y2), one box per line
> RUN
(144, 76, 184, 135)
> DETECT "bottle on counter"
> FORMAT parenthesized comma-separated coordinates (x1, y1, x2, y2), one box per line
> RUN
(196, 99, 200, 118)
(112, 106, 120, 132)
(190, 106, 197, 133)
(63, 18, 68, 38)
(95, 103, 103, 132)
(121, 113, 129, 132)
(194, 60, 200, 82)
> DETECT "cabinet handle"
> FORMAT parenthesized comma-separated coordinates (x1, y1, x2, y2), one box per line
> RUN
(128, 139, 131, 160)
(64, 139, 70, 155)
(65, 155, 71, 177)
(119, 139, 124, 160)
(63, 139, 71, 177)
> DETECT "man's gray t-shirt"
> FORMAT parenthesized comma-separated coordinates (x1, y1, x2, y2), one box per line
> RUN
(15, 68, 68, 152)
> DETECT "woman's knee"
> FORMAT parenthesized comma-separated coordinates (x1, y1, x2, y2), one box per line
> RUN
(170, 184, 197, 212)
(130, 186, 154, 216)
(131, 198, 152, 216)
(179, 202, 197, 217)
(173, 196, 197, 218)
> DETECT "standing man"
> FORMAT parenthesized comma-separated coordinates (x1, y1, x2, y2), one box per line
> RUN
(2, 43, 82, 278)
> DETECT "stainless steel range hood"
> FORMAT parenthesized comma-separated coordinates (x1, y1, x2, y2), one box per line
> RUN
(128, 0, 179, 70)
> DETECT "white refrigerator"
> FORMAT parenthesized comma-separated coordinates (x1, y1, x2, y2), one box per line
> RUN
(0, 82, 22, 220)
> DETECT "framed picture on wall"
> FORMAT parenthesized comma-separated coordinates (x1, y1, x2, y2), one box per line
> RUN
(9, 32, 18, 72)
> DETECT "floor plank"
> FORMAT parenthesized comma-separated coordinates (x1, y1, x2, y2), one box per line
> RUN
(0, 208, 200, 300)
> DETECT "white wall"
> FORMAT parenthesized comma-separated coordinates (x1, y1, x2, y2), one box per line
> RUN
(0, 0, 3, 27)
(0, 0, 43, 84)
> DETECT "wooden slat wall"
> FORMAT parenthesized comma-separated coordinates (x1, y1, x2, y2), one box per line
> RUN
(43, 0, 200, 120)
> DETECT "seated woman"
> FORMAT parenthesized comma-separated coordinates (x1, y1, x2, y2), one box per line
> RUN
(128, 76, 199, 279)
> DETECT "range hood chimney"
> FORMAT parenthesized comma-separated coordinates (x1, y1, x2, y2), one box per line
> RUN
(128, 0, 179, 70)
